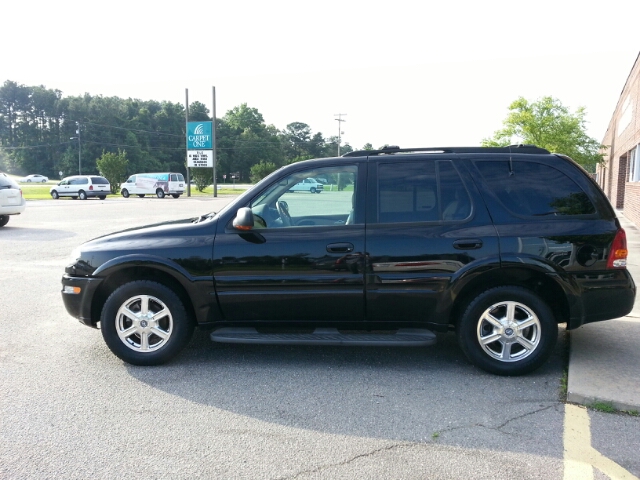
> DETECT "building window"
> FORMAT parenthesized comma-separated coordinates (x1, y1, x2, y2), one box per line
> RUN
(628, 145, 640, 182)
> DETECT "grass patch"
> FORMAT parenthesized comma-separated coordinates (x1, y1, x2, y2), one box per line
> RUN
(21, 184, 55, 200)
(559, 370, 568, 400)
(432, 432, 440, 439)
(589, 401, 617, 413)
(588, 402, 639, 416)
(20, 184, 247, 200)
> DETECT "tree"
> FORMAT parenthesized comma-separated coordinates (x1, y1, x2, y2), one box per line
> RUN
(250, 161, 278, 183)
(96, 149, 128, 193)
(483, 96, 604, 172)
(191, 167, 212, 192)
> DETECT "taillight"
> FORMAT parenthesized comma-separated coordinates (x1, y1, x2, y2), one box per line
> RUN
(607, 228, 628, 269)
(89, 185, 93, 190)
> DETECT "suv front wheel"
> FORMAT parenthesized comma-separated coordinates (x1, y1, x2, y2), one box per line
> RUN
(457, 286, 557, 376)
(100, 281, 194, 365)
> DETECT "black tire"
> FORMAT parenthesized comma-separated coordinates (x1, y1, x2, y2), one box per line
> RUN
(98, 195, 106, 200)
(121, 189, 130, 198)
(51, 190, 59, 199)
(100, 281, 194, 366)
(156, 189, 165, 199)
(172, 194, 180, 198)
(138, 194, 145, 198)
(310, 187, 317, 193)
(0, 215, 9, 227)
(457, 286, 557, 376)
(78, 190, 87, 200)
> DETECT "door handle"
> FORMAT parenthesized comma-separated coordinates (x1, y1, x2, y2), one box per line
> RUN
(453, 239, 483, 250)
(327, 243, 354, 253)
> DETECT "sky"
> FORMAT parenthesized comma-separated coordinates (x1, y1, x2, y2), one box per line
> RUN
(2, 0, 639, 151)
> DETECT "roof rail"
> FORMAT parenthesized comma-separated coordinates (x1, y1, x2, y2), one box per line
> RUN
(342, 144, 550, 157)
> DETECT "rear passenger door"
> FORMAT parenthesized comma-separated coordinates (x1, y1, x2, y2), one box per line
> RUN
(364, 157, 500, 325)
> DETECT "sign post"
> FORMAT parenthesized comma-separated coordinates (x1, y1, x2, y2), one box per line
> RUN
(186, 120, 213, 195)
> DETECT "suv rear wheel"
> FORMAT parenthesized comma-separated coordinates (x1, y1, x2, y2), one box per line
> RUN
(100, 281, 194, 365)
(78, 190, 87, 200)
(457, 286, 557, 376)
(0, 215, 9, 227)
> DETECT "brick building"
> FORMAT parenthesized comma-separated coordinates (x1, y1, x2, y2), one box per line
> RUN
(597, 52, 640, 224)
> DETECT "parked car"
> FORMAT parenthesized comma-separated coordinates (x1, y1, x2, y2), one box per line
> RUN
(288, 177, 324, 193)
(50, 175, 110, 200)
(0, 174, 26, 227)
(60, 145, 635, 375)
(21, 174, 49, 183)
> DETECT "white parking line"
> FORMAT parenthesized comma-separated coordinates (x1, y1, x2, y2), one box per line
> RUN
(563, 404, 638, 479)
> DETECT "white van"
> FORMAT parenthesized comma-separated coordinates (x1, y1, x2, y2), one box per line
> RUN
(121, 173, 185, 198)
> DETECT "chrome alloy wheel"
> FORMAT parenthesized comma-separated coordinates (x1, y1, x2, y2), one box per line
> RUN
(115, 295, 173, 352)
(476, 301, 541, 362)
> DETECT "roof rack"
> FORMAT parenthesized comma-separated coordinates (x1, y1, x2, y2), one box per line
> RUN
(342, 144, 550, 157)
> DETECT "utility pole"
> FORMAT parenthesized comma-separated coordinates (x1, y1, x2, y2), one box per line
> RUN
(70, 121, 81, 174)
(334, 113, 347, 156)
(76, 122, 81, 175)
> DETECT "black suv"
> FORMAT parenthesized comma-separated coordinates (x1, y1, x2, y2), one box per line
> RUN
(61, 145, 636, 375)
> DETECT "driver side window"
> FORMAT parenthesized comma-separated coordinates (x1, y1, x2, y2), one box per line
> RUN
(250, 165, 358, 228)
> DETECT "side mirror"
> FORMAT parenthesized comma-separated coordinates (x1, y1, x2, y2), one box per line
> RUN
(232, 207, 254, 231)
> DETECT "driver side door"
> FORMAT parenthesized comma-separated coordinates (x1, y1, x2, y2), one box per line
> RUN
(213, 163, 366, 323)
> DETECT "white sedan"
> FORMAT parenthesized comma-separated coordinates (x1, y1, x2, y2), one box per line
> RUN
(21, 174, 49, 183)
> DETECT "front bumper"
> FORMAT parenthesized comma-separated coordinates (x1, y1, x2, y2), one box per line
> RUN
(61, 274, 104, 328)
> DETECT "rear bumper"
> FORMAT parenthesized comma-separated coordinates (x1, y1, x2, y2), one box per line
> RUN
(61, 275, 104, 328)
(568, 269, 636, 329)
(0, 200, 26, 215)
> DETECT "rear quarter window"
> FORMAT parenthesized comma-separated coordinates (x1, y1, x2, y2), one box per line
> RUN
(474, 160, 595, 216)
(90, 177, 109, 184)
(0, 176, 19, 189)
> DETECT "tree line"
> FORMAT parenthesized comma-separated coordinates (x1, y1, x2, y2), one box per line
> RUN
(0, 80, 367, 183)
(1, 79, 603, 184)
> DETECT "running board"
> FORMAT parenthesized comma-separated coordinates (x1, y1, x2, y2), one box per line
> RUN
(210, 328, 437, 347)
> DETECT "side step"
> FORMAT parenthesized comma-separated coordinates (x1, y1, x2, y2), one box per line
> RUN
(210, 328, 437, 347)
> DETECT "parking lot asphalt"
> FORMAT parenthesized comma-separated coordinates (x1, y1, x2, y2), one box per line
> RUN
(567, 211, 640, 412)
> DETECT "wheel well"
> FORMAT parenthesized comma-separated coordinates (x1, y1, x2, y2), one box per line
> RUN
(450, 267, 570, 329)
(90, 267, 197, 327)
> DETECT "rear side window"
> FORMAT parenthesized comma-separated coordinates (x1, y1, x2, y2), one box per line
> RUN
(0, 176, 19, 189)
(90, 176, 109, 184)
(475, 160, 595, 216)
(377, 160, 471, 223)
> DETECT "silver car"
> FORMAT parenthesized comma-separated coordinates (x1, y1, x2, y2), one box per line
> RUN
(0, 174, 27, 227)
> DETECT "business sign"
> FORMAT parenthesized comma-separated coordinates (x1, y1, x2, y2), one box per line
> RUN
(187, 121, 213, 149)
(187, 150, 213, 168)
